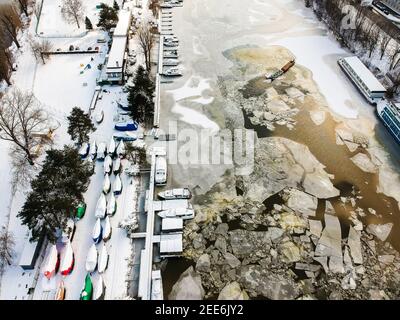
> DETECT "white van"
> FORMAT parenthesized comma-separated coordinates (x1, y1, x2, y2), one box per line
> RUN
(155, 156, 167, 185)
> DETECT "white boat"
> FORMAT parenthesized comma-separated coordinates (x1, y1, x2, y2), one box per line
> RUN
(103, 216, 112, 242)
(97, 244, 109, 274)
(93, 275, 105, 300)
(107, 193, 117, 216)
(155, 156, 167, 185)
(95, 194, 107, 219)
(163, 67, 182, 77)
(95, 110, 104, 124)
(104, 155, 113, 175)
(108, 138, 116, 156)
(157, 207, 195, 220)
(116, 140, 126, 157)
(158, 188, 191, 200)
(102, 174, 111, 194)
(113, 174, 122, 195)
(43, 245, 59, 280)
(89, 141, 97, 160)
(113, 158, 121, 175)
(92, 218, 103, 244)
(85, 244, 98, 273)
(97, 142, 107, 160)
(78, 143, 90, 158)
(151, 270, 164, 300)
(60, 242, 74, 276)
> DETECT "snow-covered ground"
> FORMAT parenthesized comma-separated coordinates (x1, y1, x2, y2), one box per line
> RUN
(0, 0, 148, 300)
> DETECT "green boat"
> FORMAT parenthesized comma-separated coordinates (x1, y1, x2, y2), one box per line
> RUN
(80, 274, 93, 300)
(76, 202, 87, 220)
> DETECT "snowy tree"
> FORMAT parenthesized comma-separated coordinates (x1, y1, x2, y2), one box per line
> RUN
(0, 4, 22, 49)
(67, 107, 96, 145)
(137, 21, 155, 71)
(113, 0, 120, 11)
(29, 37, 53, 64)
(0, 226, 15, 271)
(97, 3, 118, 30)
(18, 146, 93, 243)
(14, 0, 29, 16)
(118, 214, 139, 237)
(85, 16, 93, 30)
(61, 0, 83, 29)
(149, 0, 160, 19)
(0, 89, 51, 165)
(126, 142, 147, 166)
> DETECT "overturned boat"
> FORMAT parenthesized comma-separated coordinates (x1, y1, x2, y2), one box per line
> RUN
(85, 244, 98, 273)
(80, 274, 93, 300)
(60, 242, 74, 276)
(98, 244, 109, 274)
(103, 216, 112, 242)
(102, 174, 111, 194)
(95, 193, 107, 219)
(93, 275, 105, 300)
(104, 155, 113, 175)
(92, 218, 103, 244)
(107, 193, 117, 216)
(113, 174, 122, 195)
(158, 188, 191, 200)
(43, 245, 59, 280)
(157, 207, 195, 220)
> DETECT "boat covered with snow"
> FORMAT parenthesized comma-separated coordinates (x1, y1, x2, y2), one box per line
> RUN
(103, 216, 112, 242)
(102, 174, 111, 194)
(60, 242, 74, 275)
(116, 140, 126, 157)
(43, 245, 59, 279)
(104, 155, 113, 175)
(107, 193, 117, 216)
(158, 188, 191, 200)
(79, 143, 90, 159)
(89, 141, 97, 160)
(108, 138, 116, 156)
(98, 244, 109, 274)
(92, 218, 103, 244)
(113, 158, 121, 175)
(97, 142, 107, 161)
(113, 174, 122, 195)
(113, 132, 137, 142)
(95, 194, 107, 219)
(114, 120, 138, 132)
(80, 274, 93, 300)
(85, 244, 98, 272)
(95, 110, 104, 124)
(93, 275, 105, 300)
(157, 207, 195, 220)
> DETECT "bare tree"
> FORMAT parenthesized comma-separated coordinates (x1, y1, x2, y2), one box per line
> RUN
(61, 0, 83, 28)
(364, 26, 379, 58)
(14, 0, 29, 16)
(149, 0, 160, 19)
(0, 89, 51, 165)
(33, 0, 42, 20)
(29, 37, 53, 64)
(379, 33, 392, 60)
(389, 44, 400, 70)
(137, 21, 155, 72)
(0, 52, 12, 86)
(0, 226, 15, 272)
(0, 4, 22, 49)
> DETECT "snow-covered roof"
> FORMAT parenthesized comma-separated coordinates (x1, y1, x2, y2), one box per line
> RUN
(342, 56, 386, 93)
(162, 218, 183, 231)
(19, 238, 41, 267)
(114, 10, 132, 37)
(160, 233, 183, 253)
(106, 37, 127, 71)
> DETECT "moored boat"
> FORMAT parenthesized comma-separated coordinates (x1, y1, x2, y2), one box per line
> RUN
(158, 188, 191, 200)
(93, 275, 105, 300)
(76, 202, 86, 220)
(104, 155, 113, 175)
(116, 140, 126, 158)
(107, 193, 117, 216)
(108, 137, 116, 156)
(103, 216, 112, 242)
(97, 142, 107, 161)
(157, 207, 195, 220)
(103, 174, 111, 194)
(113, 158, 121, 175)
(85, 244, 98, 273)
(95, 193, 107, 219)
(43, 245, 59, 280)
(114, 121, 138, 132)
(60, 242, 74, 276)
(92, 218, 103, 244)
(113, 174, 122, 195)
(80, 274, 93, 300)
(98, 244, 109, 274)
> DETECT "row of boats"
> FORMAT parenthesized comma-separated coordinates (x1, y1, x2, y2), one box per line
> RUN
(79, 137, 126, 161)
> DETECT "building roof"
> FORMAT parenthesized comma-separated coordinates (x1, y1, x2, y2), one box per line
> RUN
(113, 10, 132, 37)
(19, 238, 40, 267)
(342, 56, 386, 93)
(160, 233, 183, 253)
(106, 37, 127, 72)
(162, 218, 183, 231)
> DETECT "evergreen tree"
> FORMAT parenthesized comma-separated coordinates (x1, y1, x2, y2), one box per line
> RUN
(67, 107, 96, 145)
(127, 66, 155, 126)
(85, 16, 93, 30)
(113, 0, 120, 11)
(97, 3, 119, 30)
(18, 146, 92, 243)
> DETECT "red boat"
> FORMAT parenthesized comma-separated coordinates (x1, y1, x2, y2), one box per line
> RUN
(60, 242, 75, 276)
(43, 245, 60, 279)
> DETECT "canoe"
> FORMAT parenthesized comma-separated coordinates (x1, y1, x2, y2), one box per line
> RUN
(116, 140, 126, 157)
(113, 174, 122, 195)
(60, 242, 74, 276)
(78, 143, 90, 159)
(102, 174, 111, 194)
(93, 275, 105, 300)
(106, 193, 117, 216)
(80, 274, 93, 300)
(95, 193, 107, 219)
(113, 158, 121, 175)
(43, 245, 59, 280)
(85, 244, 98, 273)
(95, 110, 104, 124)
(92, 218, 103, 244)
(76, 202, 86, 220)
(104, 155, 113, 175)
(97, 244, 109, 274)
(89, 141, 97, 160)
(103, 216, 112, 242)
(97, 142, 107, 161)
(55, 280, 65, 300)
(108, 138, 116, 156)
